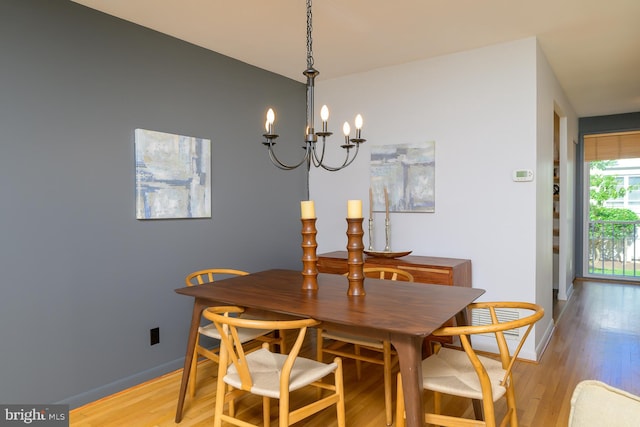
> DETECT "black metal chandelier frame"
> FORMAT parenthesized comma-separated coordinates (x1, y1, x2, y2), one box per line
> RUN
(262, 0, 365, 172)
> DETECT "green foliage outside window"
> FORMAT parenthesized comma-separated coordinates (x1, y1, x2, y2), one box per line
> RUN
(589, 160, 639, 262)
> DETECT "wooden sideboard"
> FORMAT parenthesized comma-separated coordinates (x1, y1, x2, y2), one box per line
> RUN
(317, 251, 472, 353)
(317, 251, 472, 287)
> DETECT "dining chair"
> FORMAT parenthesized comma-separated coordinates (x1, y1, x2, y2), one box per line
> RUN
(205, 305, 346, 427)
(317, 267, 415, 426)
(395, 301, 544, 427)
(185, 268, 286, 397)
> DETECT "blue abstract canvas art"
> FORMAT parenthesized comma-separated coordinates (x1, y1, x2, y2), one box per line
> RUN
(135, 128, 211, 219)
(370, 141, 435, 213)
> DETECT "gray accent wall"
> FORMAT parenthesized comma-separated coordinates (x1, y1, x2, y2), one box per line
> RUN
(0, 0, 307, 407)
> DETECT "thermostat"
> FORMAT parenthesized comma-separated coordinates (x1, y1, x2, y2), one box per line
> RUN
(512, 169, 533, 182)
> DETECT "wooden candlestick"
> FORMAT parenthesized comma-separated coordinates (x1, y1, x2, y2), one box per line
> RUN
(301, 218, 318, 291)
(346, 217, 365, 296)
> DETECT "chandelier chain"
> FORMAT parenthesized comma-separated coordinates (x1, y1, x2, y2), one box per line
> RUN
(306, 0, 314, 69)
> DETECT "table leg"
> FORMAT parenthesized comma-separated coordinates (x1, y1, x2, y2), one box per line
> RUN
(175, 298, 207, 423)
(390, 333, 425, 427)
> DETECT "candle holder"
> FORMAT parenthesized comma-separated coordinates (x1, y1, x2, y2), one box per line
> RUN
(346, 217, 366, 296)
(384, 217, 391, 252)
(301, 218, 318, 291)
(368, 217, 374, 251)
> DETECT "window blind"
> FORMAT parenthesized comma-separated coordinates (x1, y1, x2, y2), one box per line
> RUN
(584, 131, 640, 162)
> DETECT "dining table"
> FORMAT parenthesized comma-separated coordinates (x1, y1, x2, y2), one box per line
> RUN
(174, 268, 485, 427)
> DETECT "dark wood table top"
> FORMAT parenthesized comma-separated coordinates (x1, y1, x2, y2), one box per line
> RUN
(175, 268, 485, 338)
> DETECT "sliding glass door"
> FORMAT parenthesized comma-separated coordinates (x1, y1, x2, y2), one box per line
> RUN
(584, 132, 640, 279)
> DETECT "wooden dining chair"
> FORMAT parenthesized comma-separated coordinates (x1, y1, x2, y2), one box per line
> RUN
(185, 268, 286, 397)
(395, 301, 544, 427)
(205, 305, 346, 427)
(317, 267, 414, 426)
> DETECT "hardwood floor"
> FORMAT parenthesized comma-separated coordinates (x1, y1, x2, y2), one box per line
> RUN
(69, 280, 640, 426)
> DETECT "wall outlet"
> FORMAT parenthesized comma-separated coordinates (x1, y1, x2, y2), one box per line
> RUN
(150, 327, 160, 345)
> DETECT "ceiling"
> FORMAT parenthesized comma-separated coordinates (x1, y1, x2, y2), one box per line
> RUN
(71, 0, 640, 118)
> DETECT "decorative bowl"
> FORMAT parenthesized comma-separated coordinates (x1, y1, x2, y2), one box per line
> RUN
(363, 250, 412, 259)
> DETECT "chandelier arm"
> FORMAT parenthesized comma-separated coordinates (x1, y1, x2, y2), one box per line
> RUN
(310, 140, 327, 167)
(267, 144, 311, 170)
(316, 144, 362, 172)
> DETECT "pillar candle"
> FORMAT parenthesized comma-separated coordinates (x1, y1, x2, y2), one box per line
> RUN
(300, 200, 316, 219)
(347, 199, 363, 218)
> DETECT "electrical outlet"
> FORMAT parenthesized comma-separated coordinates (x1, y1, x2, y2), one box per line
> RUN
(150, 327, 160, 345)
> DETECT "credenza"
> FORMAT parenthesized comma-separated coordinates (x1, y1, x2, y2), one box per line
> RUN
(317, 251, 471, 287)
(317, 251, 472, 353)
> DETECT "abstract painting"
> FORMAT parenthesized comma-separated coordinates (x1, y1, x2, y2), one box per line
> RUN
(370, 141, 435, 213)
(135, 128, 211, 219)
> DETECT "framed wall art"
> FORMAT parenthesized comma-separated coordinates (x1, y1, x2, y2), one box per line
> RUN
(370, 141, 435, 213)
(135, 128, 211, 219)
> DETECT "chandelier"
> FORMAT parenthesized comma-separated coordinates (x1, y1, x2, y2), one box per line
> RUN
(262, 0, 365, 172)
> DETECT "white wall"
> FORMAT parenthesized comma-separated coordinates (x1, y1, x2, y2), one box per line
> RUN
(535, 40, 579, 352)
(536, 42, 578, 306)
(310, 37, 577, 360)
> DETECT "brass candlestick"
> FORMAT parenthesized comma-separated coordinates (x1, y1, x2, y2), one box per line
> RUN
(368, 217, 374, 251)
(346, 217, 365, 296)
(384, 217, 391, 252)
(301, 217, 318, 291)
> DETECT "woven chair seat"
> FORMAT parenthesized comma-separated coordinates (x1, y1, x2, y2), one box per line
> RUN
(422, 347, 507, 401)
(225, 348, 339, 399)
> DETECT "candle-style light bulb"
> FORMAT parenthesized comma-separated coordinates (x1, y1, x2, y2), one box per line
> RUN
(321, 105, 329, 122)
(355, 114, 363, 138)
(265, 119, 269, 132)
(343, 121, 351, 144)
(266, 108, 275, 134)
(320, 105, 329, 133)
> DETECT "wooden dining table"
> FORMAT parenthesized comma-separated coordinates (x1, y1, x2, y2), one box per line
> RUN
(174, 269, 484, 427)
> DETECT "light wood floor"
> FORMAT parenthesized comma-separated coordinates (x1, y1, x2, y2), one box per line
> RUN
(70, 280, 640, 426)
